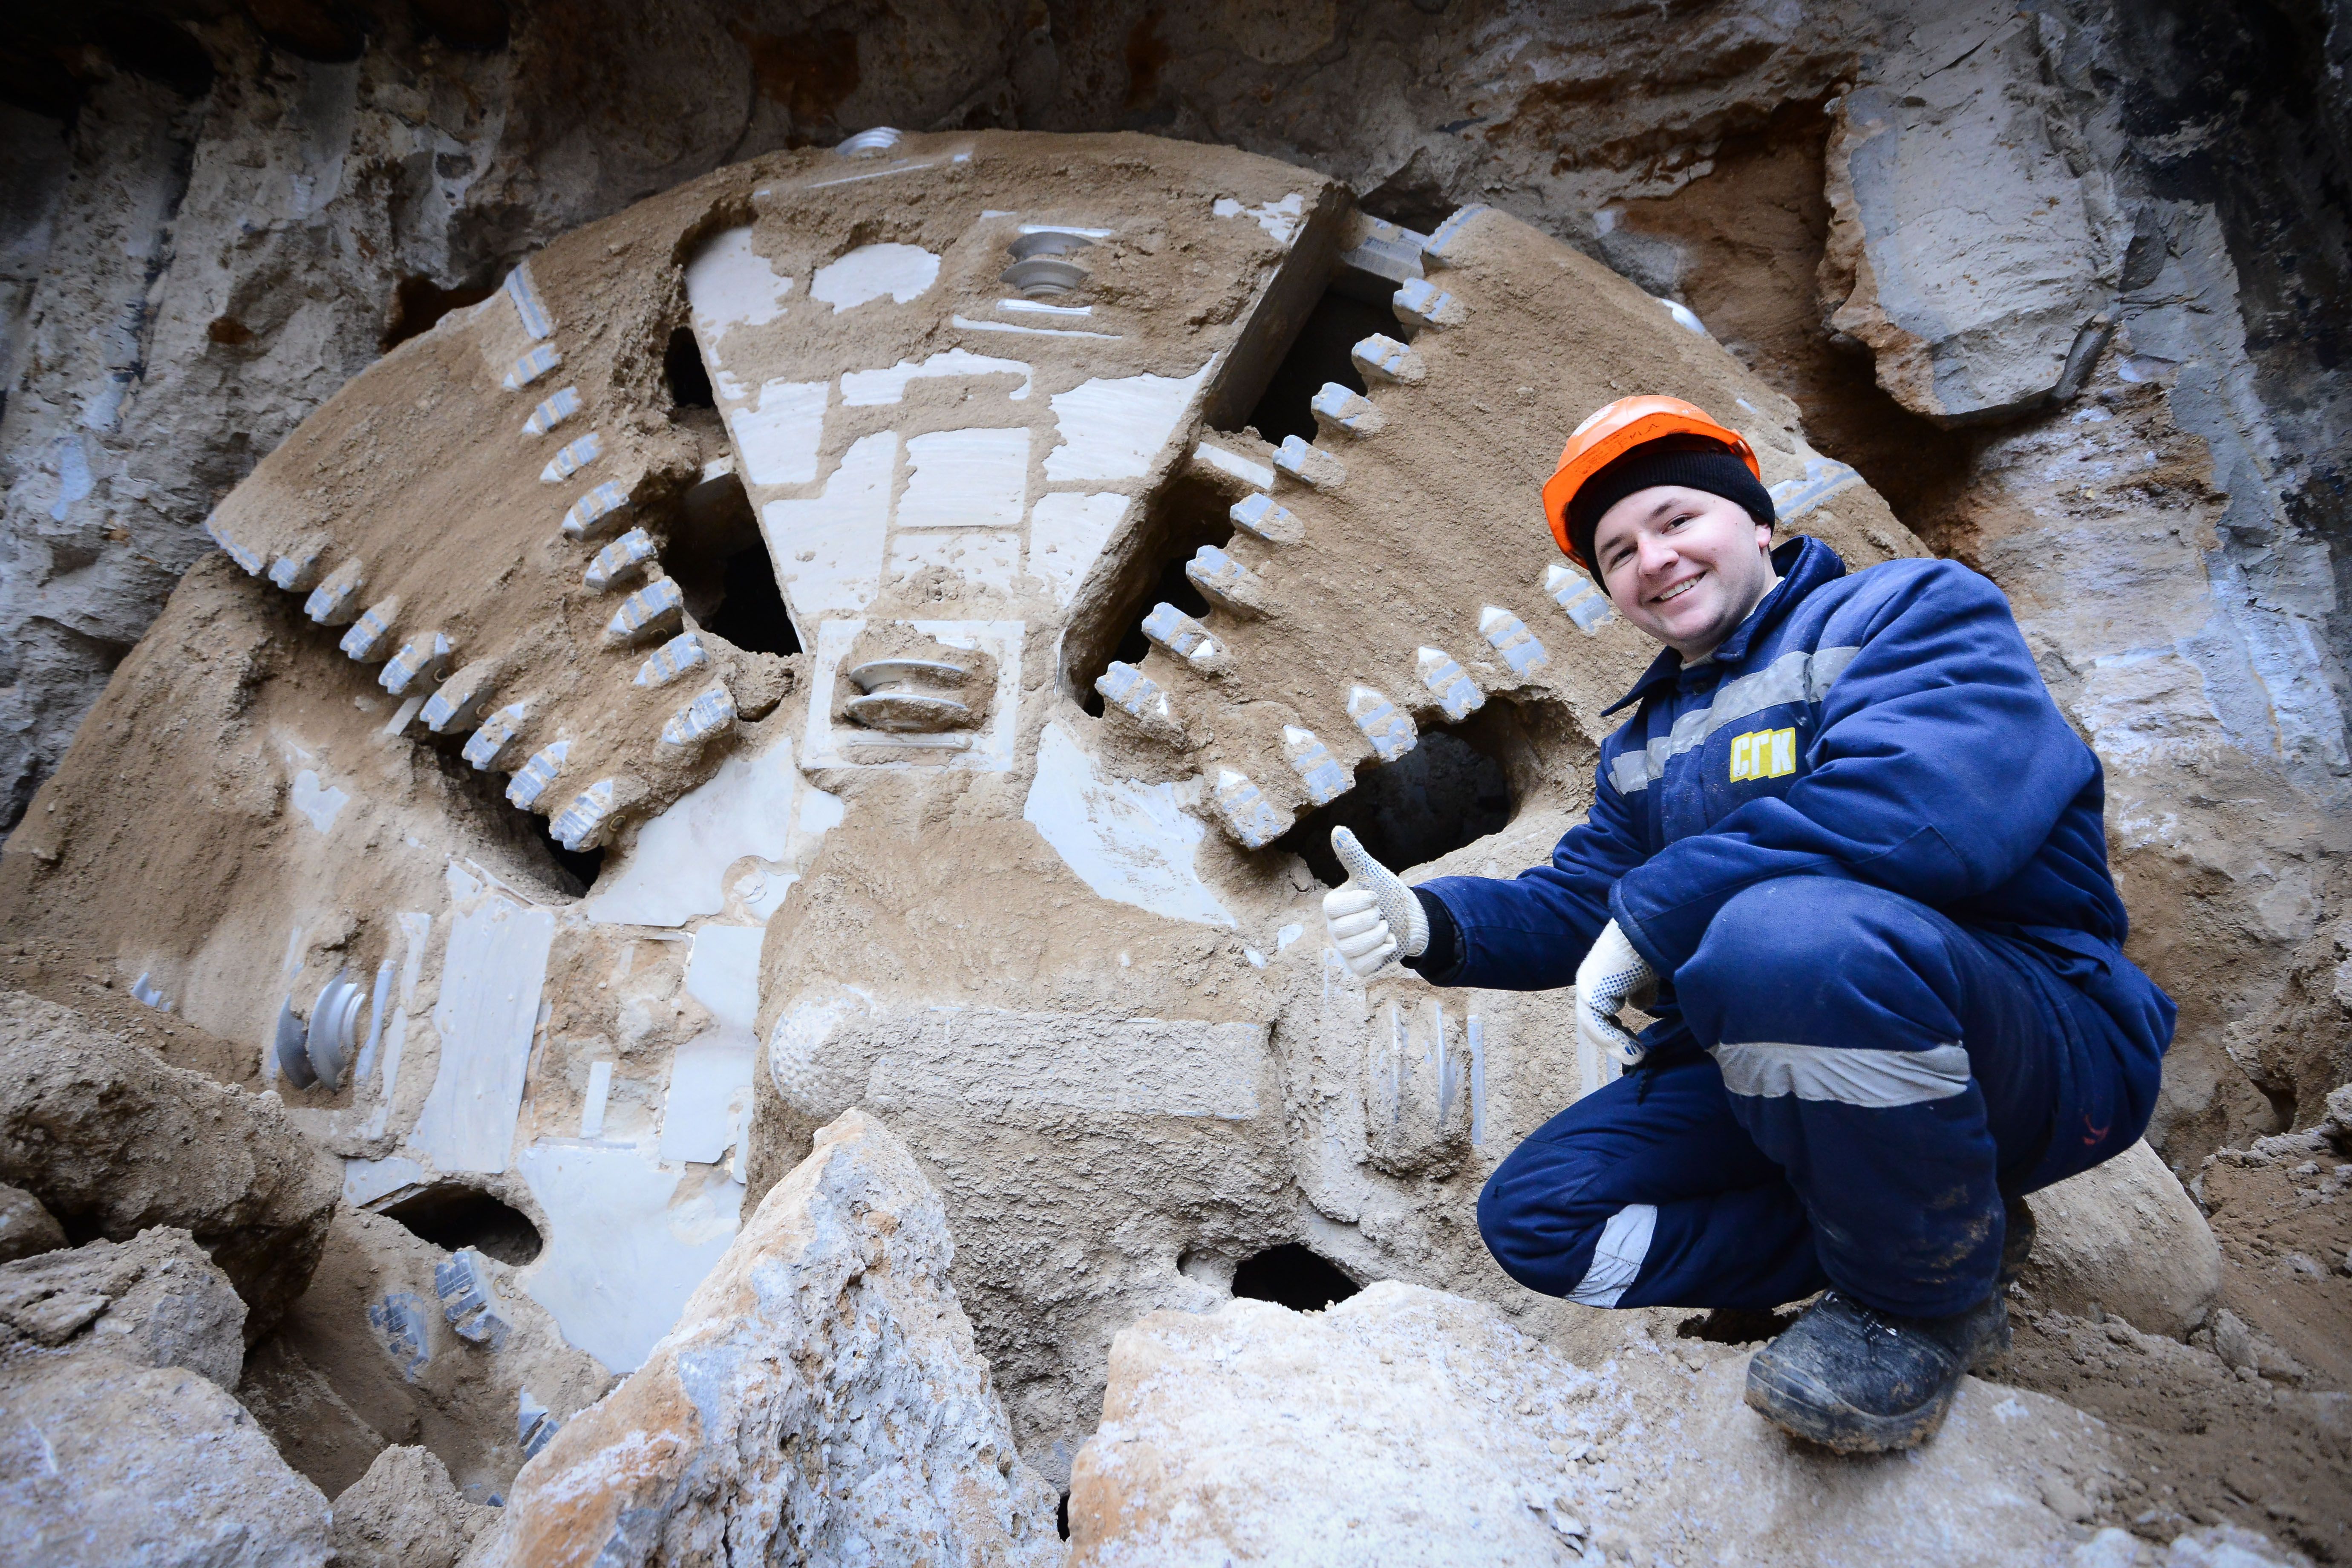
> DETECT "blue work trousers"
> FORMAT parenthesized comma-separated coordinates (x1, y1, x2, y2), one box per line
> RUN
(1476, 877, 2161, 1319)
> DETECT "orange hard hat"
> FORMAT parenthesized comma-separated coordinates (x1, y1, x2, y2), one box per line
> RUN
(1541, 395, 1761, 568)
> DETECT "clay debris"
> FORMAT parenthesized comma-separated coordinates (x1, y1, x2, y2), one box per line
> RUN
(474, 1109, 1061, 1567)
(2022, 1139, 2223, 1340)
(332, 1445, 500, 1568)
(0, 1225, 246, 1389)
(0, 1351, 332, 1568)
(1071, 1282, 2124, 1568)
(0, 990, 339, 1336)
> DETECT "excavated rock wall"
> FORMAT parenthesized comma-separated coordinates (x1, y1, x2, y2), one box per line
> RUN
(0, 124, 1932, 1488)
(3, 0, 2346, 1162)
(0, 1, 2345, 1550)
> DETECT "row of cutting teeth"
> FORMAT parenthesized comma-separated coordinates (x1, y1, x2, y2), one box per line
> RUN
(1095, 236, 1616, 853)
(492, 276, 735, 850)
(205, 261, 733, 855)
(1202, 605, 1551, 851)
(1091, 264, 1493, 850)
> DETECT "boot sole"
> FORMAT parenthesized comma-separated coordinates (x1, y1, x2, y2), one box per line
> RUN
(1742, 1356, 1962, 1454)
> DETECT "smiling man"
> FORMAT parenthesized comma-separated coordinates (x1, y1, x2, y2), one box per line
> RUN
(1322, 396, 2174, 1453)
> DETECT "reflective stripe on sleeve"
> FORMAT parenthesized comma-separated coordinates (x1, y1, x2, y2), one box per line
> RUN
(1567, 1203, 1657, 1307)
(1609, 644, 1860, 795)
(1709, 1041, 1971, 1107)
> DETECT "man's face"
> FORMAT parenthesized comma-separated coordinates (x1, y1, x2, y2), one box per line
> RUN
(1592, 485, 1777, 660)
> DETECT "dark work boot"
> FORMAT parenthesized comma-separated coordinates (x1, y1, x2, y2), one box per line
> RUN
(1743, 1289, 2010, 1453)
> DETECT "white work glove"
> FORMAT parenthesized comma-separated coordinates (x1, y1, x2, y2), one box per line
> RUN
(1577, 919, 1660, 1068)
(1323, 827, 1430, 979)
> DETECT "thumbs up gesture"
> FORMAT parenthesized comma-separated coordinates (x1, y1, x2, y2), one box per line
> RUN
(1323, 827, 1431, 978)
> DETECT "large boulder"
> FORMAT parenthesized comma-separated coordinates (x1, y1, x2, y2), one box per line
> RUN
(0, 1226, 246, 1389)
(471, 1110, 1061, 1566)
(1819, 0, 2127, 423)
(1071, 1282, 2122, 1568)
(0, 1181, 64, 1262)
(332, 1446, 499, 1568)
(0, 1351, 332, 1566)
(2022, 1139, 2222, 1339)
(0, 990, 339, 1336)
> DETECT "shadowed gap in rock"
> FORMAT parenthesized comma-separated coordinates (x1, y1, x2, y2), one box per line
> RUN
(660, 467, 801, 657)
(382, 275, 496, 350)
(1230, 1244, 1363, 1312)
(409, 0, 510, 51)
(1274, 725, 1513, 888)
(665, 324, 715, 409)
(1242, 286, 1398, 447)
(380, 1183, 543, 1266)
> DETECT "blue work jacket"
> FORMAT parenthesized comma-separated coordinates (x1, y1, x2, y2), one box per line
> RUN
(1412, 537, 2175, 1065)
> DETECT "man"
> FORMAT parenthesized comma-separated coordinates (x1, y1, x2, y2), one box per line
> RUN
(1322, 396, 2173, 1453)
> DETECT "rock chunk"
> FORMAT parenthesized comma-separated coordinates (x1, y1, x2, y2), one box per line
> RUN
(1818, 1, 2127, 423)
(0, 1181, 64, 1261)
(0, 990, 339, 1336)
(0, 1226, 245, 1389)
(477, 1109, 1060, 1567)
(0, 1351, 331, 1566)
(1071, 1282, 2119, 1568)
(332, 1445, 499, 1568)
(2023, 1139, 2222, 1339)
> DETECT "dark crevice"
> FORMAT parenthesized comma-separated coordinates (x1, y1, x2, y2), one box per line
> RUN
(1274, 725, 1513, 888)
(1057, 1492, 1071, 1541)
(660, 467, 800, 656)
(380, 1183, 543, 1265)
(251, 0, 371, 63)
(0, 9, 219, 119)
(539, 827, 604, 893)
(665, 325, 715, 409)
(409, 0, 510, 51)
(1241, 286, 1397, 448)
(383, 274, 496, 350)
(1067, 469, 1231, 716)
(703, 544, 800, 656)
(1678, 1305, 1801, 1344)
(1231, 1243, 1361, 1313)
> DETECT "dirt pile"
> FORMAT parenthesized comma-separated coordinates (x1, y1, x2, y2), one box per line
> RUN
(1998, 1082, 2352, 1562)
(1073, 1281, 2121, 1567)
(0, 990, 339, 1335)
(331, 1445, 499, 1568)
(473, 1110, 1061, 1567)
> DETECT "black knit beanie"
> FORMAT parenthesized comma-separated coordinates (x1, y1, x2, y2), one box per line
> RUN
(1568, 437, 1776, 579)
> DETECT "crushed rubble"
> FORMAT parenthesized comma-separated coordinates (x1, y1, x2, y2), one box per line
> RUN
(331, 1444, 499, 1568)
(0, 990, 339, 1337)
(473, 1110, 1061, 1567)
(1072, 1281, 2121, 1568)
(0, 1226, 245, 1389)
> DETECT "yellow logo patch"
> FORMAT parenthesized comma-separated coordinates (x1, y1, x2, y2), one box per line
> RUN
(1729, 726, 1796, 782)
